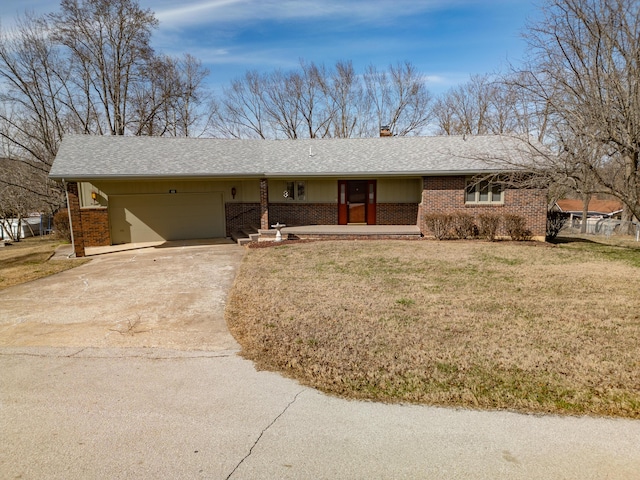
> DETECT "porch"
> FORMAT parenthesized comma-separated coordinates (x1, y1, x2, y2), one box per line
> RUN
(258, 224, 422, 242)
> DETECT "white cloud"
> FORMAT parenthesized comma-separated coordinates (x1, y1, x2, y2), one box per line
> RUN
(424, 72, 472, 94)
(149, 0, 468, 29)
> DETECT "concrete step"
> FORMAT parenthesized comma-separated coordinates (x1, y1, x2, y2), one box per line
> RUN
(231, 225, 261, 246)
(237, 237, 254, 246)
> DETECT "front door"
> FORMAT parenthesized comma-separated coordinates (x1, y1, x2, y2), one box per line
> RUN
(338, 180, 376, 225)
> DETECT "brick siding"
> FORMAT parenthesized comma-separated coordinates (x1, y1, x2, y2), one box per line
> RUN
(260, 178, 269, 230)
(79, 207, 110, 247)
(225, 202, 261, 236)
(269, 203, 338, 226)
(418, 176, 547, 238)
(66, 182, 85, 257)
(376, 203, 419, 225)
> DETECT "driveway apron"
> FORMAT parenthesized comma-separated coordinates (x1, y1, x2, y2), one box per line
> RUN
(0, 241, 244, 350)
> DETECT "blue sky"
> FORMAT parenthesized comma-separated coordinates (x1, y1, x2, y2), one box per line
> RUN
(0, 0, 540, 95)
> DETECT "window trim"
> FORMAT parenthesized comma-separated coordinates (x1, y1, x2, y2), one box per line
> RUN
(465, 178, 504, 205)
(283, 180, 306, 201)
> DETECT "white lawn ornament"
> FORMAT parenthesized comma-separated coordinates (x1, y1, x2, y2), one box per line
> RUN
(271, 222, 286, 242)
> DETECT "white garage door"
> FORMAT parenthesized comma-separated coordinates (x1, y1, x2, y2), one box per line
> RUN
(109, 192, 225, 244)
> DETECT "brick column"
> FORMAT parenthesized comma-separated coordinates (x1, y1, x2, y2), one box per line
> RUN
(260, 178, 269, 230)
(66, 181, 86, 257)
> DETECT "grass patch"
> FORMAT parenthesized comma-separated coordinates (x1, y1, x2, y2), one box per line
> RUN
(226, 239, 640, 418)
(0, 237, 89, 289)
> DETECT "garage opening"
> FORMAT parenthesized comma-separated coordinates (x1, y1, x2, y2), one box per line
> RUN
(109, 192, 225, 244)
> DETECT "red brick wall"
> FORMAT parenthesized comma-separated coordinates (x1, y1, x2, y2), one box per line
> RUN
(262, 202, 418, 227)
(66, 182, 85, 257)
(377, 203, 419, 225)
(418, 176, 547, 238)
(79, 207, 110, 246)
(270, 203, 338, 226)
(260, 179, 269, 230)
(225, 202, 261, 236)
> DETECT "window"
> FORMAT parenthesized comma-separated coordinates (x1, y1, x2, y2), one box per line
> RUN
(466, 179, 504, 204)
(283, 181, 306, 201)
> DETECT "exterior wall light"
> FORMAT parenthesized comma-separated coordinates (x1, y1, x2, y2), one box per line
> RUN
(231, 187, 237, 199)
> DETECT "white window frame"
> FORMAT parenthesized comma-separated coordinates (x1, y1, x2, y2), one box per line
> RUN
(465, 178, 504, 204)
(283, 180, 306, 201)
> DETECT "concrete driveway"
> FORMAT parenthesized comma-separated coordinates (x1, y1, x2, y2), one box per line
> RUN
(1, 241, 639, 479)
(0, 239, 244, 350)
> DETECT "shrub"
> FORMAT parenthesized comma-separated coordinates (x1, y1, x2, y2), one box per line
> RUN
(451, 212, 477, 239)
(423, 213, 453, 240)
(53, 209, 71, 242)
(478, 213, 501, 241)
(546, 211, 568, 240)
(503, 214, 532, 241)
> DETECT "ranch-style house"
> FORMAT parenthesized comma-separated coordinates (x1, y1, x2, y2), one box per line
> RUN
(49, 134, 548, 257)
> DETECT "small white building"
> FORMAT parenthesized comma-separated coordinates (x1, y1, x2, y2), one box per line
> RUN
(0, 216, 44, 240)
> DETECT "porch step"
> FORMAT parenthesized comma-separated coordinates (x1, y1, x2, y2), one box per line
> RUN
(231, 225, 260, 246)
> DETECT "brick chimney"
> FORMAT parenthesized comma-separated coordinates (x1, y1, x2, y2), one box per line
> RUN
(380, 125, 392, 137)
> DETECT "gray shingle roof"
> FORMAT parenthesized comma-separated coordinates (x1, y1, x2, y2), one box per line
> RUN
(49, 134, 538, 180)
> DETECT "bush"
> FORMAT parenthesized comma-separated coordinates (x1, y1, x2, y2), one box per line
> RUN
(451, 212, 477, 239)
(478, 213, 501, 241)
(546, 211, 568, 240)
(53, 209, 71, 242)
(503, 214, 532, 241)
(423, 213, 453, 240)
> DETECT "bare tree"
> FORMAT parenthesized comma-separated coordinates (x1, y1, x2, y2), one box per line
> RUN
(213, 71, 270, 139)
(294, 61, 333, 138)
(0, 14, 69, 171)
(433, 75, 519, 136)
(0, 14, 71, 214)
(364, 61, 432, 136)
(502, 71, 552, 143)
(0, 1, 211, 215)
(49, 0, 158, 136)
(263, 70, 302, 139)
(172, 54, 211, 137)
(324, 60, 371, 138)
(210, 59, 435, 139)
(130, 53, 210, 137)
(517, 0, 640, 220)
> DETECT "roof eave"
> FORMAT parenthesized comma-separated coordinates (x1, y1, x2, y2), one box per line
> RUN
(265, 169, 513, 177)
(48, 172, 267, 181)
(50, 168, 517, 181)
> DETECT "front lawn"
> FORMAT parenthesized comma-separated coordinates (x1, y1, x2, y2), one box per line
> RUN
(0, 237, 88, 290)
(226, 239, 640, 418)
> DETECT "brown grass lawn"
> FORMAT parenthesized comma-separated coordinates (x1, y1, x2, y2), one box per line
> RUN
(0, 237, 88, 290)
(226, 238, 640, 418)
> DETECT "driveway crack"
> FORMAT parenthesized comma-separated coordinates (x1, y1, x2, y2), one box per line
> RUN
(225, 389, 305, 480)
(66, 347, 87, 357)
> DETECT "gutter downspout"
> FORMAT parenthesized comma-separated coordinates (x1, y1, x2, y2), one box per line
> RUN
(63, 179, 76, 258)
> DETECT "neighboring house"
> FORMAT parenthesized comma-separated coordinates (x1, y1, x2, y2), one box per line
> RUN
(48, 134, 548, 257)
(555, 199, 623, 219)
(555, 198, 625, 234)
